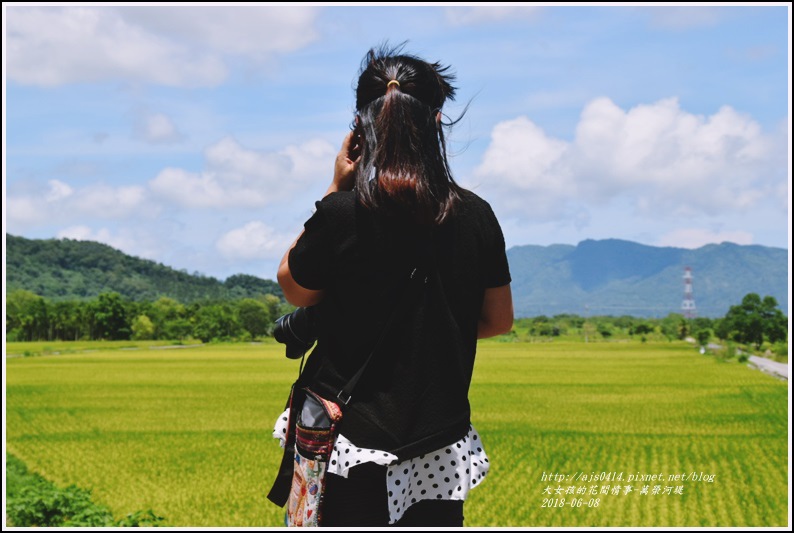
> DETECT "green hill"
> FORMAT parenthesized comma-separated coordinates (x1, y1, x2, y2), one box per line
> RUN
(5, 234, 282, 302)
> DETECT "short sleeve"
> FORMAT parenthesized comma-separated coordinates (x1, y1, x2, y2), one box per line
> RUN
(288, 202, 334, 290)
(480, 201, 512, 289)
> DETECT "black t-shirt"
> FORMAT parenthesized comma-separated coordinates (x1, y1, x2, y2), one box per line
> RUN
(289, 189, 511, 459)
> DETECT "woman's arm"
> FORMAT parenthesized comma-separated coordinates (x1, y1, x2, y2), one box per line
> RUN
(477, 284, 514, 339)
(277, 132, 360, 307)
(277, 242, 325, 307)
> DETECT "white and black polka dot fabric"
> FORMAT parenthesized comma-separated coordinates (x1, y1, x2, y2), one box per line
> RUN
(273, 409, 490, 524)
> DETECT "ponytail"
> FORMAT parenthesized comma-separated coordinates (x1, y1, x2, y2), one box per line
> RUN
(353, 45, 463, 225)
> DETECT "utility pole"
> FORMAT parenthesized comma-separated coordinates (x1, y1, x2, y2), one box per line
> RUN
(584, 304, 590, 343)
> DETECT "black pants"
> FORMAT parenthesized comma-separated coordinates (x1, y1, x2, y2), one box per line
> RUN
(321, 463, 464, 527)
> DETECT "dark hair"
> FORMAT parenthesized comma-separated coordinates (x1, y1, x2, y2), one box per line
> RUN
(353, 44, 463, 225)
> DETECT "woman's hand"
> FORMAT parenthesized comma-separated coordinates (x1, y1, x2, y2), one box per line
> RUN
(331, 131, 361, 192)
(277, 131, 362, 307)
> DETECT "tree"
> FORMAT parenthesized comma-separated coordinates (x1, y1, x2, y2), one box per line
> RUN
(51, 300, 86, 341)
(162, 318, 193, 341)
(192, 304, 240, 343)
(597, 323, 613, 339)
(760, 296, 787, 344)
(150, 297, 186, 339)
(236, 299, 270, 339)
(717, 293, 787, 349)
(6, 290, 51, 341)
(695, 329, 712, 347)
(261, 294, 283, 334)
(660, 313, 688, 341)
(91, 292, 130, 340)
(633, 322, 654, 336)
(131, 315, 155, 340)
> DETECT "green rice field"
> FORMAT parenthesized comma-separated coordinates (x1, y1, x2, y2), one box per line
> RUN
(4, 341, 789, 527)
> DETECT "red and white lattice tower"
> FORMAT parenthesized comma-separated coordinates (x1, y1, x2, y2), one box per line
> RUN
(681, 266, 696, 319)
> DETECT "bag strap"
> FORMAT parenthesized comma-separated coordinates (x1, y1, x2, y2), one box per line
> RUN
(267, 264, 429, 508)
(267, 383, 300, 506)
(335, 265, 429, 406)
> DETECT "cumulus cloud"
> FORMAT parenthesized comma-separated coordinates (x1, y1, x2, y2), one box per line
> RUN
(57, 225, 96, 241)
(656, 228, 754, 249)
(6, 7, 225, 87)
(6, 179, 150, 231)
(149, 136, 335, 208)
(57, 225, 132, 251)
(444, 6, 542, 26)
(216, 221, 293, 260)
(134, 112, 184, 144)
(7, 196, 43, 226)
(70, 184, 148, 218)
(57, 225, 160, 259)
(6, 134, 333, 233)
(473, 97, 783, 223)
(6, 181, 76, 226)
(574, 97, 774, 214)
(6, 6, 318, 87)
(474, 116, 573, 218)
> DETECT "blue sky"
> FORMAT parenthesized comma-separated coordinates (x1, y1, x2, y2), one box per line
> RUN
(4, 4, 791, 282)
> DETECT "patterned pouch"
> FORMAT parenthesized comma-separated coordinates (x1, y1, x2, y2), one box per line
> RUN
(285, 388, 343, 527)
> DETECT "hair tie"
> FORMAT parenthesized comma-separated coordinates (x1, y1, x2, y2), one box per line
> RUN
(386, 79, 400, 89)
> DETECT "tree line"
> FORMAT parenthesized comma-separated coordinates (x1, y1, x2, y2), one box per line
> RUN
(6, 290, 786, 354)
(508, 293, 787, 352)
(6, 290, 293, 343)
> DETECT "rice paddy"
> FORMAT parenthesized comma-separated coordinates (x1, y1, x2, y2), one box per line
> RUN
(4, 340, 789, 526)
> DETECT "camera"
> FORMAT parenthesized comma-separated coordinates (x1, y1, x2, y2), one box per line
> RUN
(273, 306, 318, 359)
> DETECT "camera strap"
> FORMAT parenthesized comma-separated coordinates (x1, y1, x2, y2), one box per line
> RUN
(335, 265, 429, 406)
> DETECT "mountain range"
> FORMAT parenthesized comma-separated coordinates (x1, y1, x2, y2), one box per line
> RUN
(507, 239, 788, 317)
(5, 234, 788, 318)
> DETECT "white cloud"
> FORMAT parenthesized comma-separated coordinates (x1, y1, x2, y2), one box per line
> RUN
(6, 134, 333, 234)
(57, 225, 95, 241)
(71, 184, 148, 218)
(444, 6, 542, 26)
(148, 168, 227, 208)
(57, 225, 159, 259)
(117, 6, 318, 60)
(656, 228, 754, 249)
(216, 221, 292, 260)
(149, 136, 335, 208)
(474, 97, 782, 222)
(473, 116, 573, 218)
(7, 196, 43, 226)
(6, 180, 150, 232)
(646, 6, 722, 30)
(56, 225, 137, 254)
(46, 179, 74, 202)
(135, 112, 184, 144)
(574, 98, 774, 214)
(6, 6, 318, 87)
(6, 7, 225, 87)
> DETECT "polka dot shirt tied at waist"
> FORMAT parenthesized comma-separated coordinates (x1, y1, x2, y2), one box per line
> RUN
(273, 409, 490, 524)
